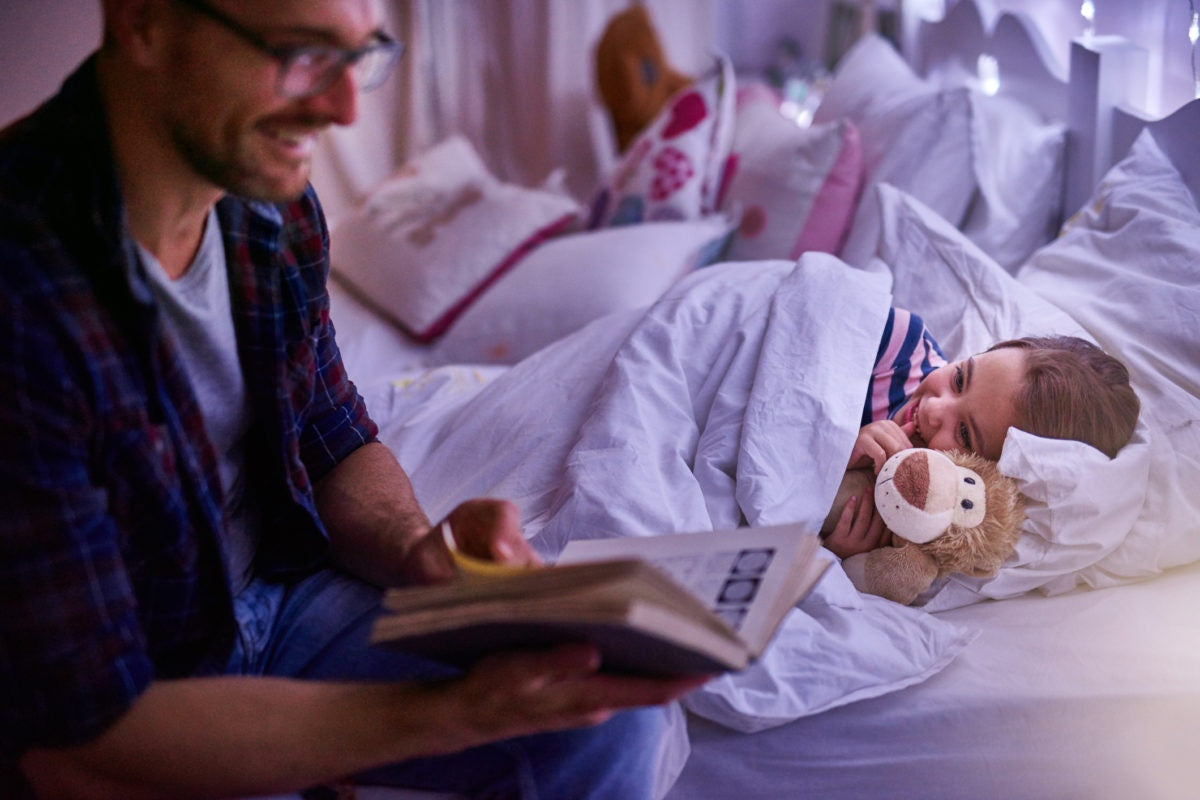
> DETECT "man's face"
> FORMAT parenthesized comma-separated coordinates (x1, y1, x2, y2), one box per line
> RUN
(157, 0, 381, 202)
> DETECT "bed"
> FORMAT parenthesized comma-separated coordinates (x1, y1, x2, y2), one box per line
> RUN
(301, 1, 1200, 798)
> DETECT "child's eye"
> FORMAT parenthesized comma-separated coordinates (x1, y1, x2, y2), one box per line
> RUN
(959, 421, 972, 451)
(954, 365, 965, 392)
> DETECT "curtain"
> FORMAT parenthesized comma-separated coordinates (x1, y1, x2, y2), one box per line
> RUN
(311, 0, 718, 221)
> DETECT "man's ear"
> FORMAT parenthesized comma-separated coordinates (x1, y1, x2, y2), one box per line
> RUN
(103, 0, 171, 67)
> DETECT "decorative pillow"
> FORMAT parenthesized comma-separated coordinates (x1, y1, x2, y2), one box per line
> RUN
(959, 92, 1067, 272)
(858, 183, 1165, 611)
(814, 34, 975, 268)
(588, 53, 736, 227)
(331, 136, 581, 342)
(430, 216, 734, 365)
(721, 89, 863, 260)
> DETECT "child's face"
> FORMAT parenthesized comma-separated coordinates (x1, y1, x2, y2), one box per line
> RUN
(892, 347, 1027, 461)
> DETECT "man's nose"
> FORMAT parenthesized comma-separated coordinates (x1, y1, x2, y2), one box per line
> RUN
(304, 67, 359, 127)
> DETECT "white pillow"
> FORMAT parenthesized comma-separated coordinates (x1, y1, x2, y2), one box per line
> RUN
(430, 216, 734, 365)
(815, 34, 975, 268)
(331, 136, 581, 342)
(858, 183, 1168, 610)
(960, 92, 1067, 272)
(1014, 129, 1200, 584)
(870, 183, 1088, 360)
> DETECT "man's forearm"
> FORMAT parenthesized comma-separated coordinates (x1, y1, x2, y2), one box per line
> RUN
(19, 675, 457, 800)
(315, 441, 432, 586)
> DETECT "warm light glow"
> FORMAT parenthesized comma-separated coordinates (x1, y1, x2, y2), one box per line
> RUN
(977, 53, 1000, 96)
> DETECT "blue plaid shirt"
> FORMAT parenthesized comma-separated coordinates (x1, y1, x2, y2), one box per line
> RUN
(0, 57, 377, 786)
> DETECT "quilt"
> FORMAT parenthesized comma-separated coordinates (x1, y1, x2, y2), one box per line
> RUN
(363, 255, 976, 731)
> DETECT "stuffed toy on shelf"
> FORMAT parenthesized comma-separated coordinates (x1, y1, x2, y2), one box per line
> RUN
(841, 448, 1026, 606)
(595, 4, 693, 152)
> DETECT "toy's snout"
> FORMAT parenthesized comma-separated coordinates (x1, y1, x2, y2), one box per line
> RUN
(875, 449, 987, 544)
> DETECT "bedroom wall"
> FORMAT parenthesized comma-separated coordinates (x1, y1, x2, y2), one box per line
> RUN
(0, 0, 1193, 192)
(0, 0, 102, 128)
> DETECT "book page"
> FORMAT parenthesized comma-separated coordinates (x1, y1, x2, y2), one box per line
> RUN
(558, 524, 828, 655)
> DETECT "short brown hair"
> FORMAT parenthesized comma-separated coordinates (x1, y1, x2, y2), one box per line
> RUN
(988, 336, 1139, 458)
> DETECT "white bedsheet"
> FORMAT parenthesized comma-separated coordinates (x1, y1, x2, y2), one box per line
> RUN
(669, 559, 1200, 800)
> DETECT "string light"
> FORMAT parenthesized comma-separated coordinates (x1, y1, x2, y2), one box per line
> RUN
(977, 53, 1000, 96)
(1191, 0, 1200, 98)
(1080, 0, 1096, 39)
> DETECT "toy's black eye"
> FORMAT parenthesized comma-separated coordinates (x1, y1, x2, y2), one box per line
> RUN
(961, 499, 975, 510)
(963, 476, 976, 485)
(640, 58, 659, 86)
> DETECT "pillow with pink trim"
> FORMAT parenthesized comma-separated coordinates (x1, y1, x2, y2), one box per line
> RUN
(331, 135, 581, 342)
(588, 54, 736, 227)
(721, 86, 863, 260)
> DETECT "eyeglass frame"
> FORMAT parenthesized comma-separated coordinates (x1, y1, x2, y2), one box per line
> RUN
(171, 0, 404, 99)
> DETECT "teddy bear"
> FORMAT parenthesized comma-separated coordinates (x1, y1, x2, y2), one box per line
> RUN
(594, 4, 693, 152)
(838, 448, 1026, 606)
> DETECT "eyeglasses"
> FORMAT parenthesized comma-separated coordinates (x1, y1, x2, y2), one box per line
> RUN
(173, 0, 404, 99)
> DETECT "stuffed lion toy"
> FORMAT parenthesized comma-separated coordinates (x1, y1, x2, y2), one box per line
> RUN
(840, 448, 1026, 605)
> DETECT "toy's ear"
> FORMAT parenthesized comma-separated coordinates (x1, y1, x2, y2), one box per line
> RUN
(595, 4, 692, 152)
(925, 449, 1027, 577)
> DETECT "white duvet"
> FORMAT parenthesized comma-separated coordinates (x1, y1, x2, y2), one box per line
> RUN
(364, 255, 976, 732)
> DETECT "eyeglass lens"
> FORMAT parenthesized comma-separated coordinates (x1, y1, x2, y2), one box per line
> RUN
(278, 42, 401, 99)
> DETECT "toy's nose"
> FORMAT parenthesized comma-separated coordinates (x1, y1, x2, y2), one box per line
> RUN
(894, 452, 956, 514)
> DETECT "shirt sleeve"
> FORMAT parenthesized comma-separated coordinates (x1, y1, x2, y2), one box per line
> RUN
(861, 307, 948, 425)
(0, 256, 154, 757)
(289, 189, 379, 484)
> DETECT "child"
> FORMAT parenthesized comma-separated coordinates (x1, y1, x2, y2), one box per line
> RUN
(822, 308, 1140, 559)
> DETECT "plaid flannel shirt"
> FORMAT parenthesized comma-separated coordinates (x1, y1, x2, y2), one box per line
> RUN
(0, 56, 377, 787)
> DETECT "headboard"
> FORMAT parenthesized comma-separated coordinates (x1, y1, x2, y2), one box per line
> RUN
(910, 0, 1196, 217)
(1112, 99, 1200, 207)
(912, 0, 1067, 123)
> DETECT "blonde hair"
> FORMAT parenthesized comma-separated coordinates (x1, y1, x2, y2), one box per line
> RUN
(988, 336, 1139, 458)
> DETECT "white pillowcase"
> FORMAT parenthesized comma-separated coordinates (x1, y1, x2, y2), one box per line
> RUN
(869, 183, 1087, 360)
(859, 182, 1179, 610)
(815, 34, 975, 269)
(430, 217, 734, 365)
(960, 92, 1066, 272)
(331, 136, 581, 342)
(818, 34, 1067, 274)
(1014, 129, 1200, 586)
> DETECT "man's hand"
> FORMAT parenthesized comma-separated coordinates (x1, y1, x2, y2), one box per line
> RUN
(847, 419, 915, 473)
(401, 499, 541, 584)
(430, 643, 709, 750)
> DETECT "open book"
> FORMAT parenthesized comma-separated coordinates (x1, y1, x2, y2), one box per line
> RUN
(371, 524, 830, 676)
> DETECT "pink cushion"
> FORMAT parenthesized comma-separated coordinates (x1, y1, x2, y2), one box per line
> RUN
(721, 88, 864, 260)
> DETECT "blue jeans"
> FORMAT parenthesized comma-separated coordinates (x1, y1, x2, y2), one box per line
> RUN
(228, 570, 673, 799)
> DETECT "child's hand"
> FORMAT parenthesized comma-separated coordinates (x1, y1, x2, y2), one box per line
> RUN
(823, 491, 889, 559)
(847, 420, 915, 473)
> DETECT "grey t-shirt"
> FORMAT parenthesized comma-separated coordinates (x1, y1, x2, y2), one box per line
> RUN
(139, 209, 259, 594)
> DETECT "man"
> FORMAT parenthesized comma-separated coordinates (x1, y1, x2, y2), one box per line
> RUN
(0, 1, 702, 797)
